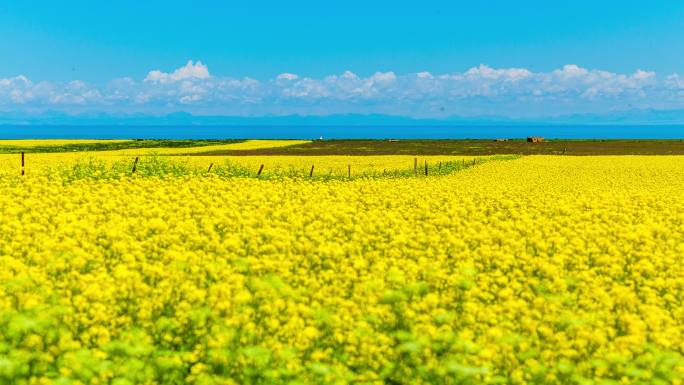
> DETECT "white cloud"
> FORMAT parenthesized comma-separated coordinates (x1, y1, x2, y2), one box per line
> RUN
(276, 73, 299, 81)
(0, 75, 31, 87)
(634, 69, 655, 80)
(370, 71, 397, 83)
(463, 64, 532, 81)
(144, 60, 210, 83)
(667, 74, 684, 90)
(553, 64, 589, 78)
(0, 76, 33, 103)
(341, 70, 358, 80)
(180, 94, 202, 104)
(1, 62, 683, 117)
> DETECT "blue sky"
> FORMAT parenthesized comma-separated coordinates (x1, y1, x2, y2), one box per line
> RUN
(1, 0, 684, 118)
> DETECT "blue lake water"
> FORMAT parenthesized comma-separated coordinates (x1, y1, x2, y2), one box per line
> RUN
(2, 125, 684, 140)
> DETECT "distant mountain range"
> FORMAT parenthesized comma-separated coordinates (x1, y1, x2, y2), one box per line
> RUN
(2, 109, 684, 126)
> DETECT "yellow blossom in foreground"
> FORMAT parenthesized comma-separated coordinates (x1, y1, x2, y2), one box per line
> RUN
(0, 155, 683, 384)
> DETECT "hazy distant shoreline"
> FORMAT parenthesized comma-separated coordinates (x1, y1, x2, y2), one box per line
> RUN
(2, 124, 684, 140)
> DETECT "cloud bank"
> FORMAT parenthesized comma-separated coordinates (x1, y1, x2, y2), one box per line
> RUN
(1, 60, 683, 118)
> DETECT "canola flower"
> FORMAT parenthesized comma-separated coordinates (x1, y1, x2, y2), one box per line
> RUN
(0, 140, 305, 153)
(0, 152, 482, 179)
(108, 140, 310, 155)
(0, 139, 131, 147)
(178, 155, 483, 178)
(0, 155, 683, 384)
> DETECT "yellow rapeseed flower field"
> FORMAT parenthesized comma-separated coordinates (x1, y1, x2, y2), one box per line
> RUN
(0, 139, 131, 147)
(108, 140, 310, 155)
(0, 139, 304, 151)
(0, 155, 683, 384)
(0, 152, 479, 178)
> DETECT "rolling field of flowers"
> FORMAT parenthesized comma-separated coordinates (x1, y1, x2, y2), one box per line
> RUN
(1, 153, 683, 384)
(0, 140, 132, 147)
(0, 151, 487, 180)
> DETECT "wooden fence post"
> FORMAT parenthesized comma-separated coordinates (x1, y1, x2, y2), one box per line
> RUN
(414, 158, 418, 176)
(257, 164, 264, 177)
(132, 157, 139, 173)
(21, 152, 25, 176)
(309, 165, 314, 178)
(424, 160, 428, 176)
(348, 164, 351, 178)
(207, 163, 213, 172)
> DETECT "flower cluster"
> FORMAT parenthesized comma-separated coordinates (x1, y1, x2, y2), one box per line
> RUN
(0, 155, 683, 384)
(0, 151, 480, 179)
